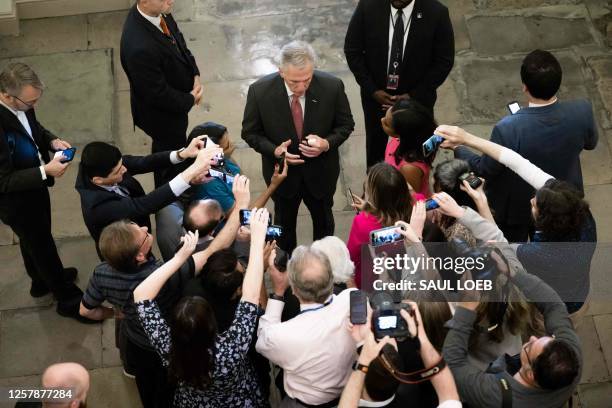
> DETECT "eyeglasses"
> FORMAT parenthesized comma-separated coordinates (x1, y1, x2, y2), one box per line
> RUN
(523, 340, 535, 367)
(129, 222, 150, 253)
(10, 91, 43, 109)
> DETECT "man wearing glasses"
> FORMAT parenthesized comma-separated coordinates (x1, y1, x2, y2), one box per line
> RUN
(0, 63, 91, 323)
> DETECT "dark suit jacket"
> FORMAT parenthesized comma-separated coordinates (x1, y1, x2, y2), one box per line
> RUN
(75, 151, 179, 245)
(344, 0, 454, 108)
(456, 100, 598, 226)
(120, 5, 200, 151)
(241, 71, 354, 199)
(0, 105, 57, 218)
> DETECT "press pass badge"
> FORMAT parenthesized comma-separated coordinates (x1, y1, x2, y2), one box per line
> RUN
(387, 62, 400, 90)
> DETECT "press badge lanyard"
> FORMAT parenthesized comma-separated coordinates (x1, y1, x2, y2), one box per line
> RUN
(387, 10, 413, 90)
(299, 297, 334, 315)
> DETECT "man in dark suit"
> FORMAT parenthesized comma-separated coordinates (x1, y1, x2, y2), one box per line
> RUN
(0, 63, 93, 323)
(75, 138, 217, 255)
(454, 49, 598, 242)
(120, 0, 203, 185)
(344, 0, 454, 167)
(242, 41, 354, 252)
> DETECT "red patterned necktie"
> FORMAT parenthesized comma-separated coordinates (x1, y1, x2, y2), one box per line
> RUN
(291, 94, 304, 141)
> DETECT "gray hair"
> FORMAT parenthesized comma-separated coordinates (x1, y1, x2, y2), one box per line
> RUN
(288, 245, 334, 303)
(279, 41, 317, 69)
(311, 236, 354, 284)
(0, 63, 44, 95)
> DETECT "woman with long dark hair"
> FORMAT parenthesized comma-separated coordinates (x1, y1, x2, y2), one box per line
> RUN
(133, 208, 271, 407)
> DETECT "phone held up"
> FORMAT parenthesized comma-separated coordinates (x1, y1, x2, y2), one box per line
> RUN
(370, 225, 404, 247)
(55, 147, 77, 163)
(350, 290, 368, 325)
(507, 101, 520, 115)
(422, 135, 443, 157)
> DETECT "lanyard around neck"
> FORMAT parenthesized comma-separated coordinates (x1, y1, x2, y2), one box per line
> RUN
(299, 297, 333, 315)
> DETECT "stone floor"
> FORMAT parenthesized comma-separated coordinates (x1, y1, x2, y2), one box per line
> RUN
(0, 0, 611, 406)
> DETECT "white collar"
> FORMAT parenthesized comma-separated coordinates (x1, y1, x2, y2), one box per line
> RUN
(137, 4, 162, 29)
(100, 184, 120, 192)
(284, 81, 305, 100)
(529, 97, 557, 108)
(390, 1, 415, 20)
(0, 98, 19, 116)
(359, 395, 396, 407)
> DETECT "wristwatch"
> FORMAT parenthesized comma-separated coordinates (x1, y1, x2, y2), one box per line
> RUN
(269, 293, 284, 301)
(352, 361, 369, 374)
(176, 147, 186, 160)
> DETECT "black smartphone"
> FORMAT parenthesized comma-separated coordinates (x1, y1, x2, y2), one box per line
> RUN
(370, 226, 403, 247)
(350, 290, 368, 325)
(348, 188, 359, 214)
(239, 209, 272, 226)
(507, 101, 520, 115)
(274, 248, 288, 272)
(425, 198, 439, 211)
(266, 225, 283, 242)
(277, 152, 285, 173)
(458, 172, 483, 189)
(422, 135, 443, 157)
(208, 168, 234, 185)
(60, 147, 77, 163)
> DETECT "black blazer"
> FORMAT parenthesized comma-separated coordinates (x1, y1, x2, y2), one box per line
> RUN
(75, 151, 178, 245)
(0, 105, 56, 217)
(120, 5, 200, 150)
(241, 71, 354, 199)
(344, 0, 454, 108)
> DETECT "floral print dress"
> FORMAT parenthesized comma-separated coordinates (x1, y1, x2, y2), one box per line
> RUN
(137, 299, 268, 407)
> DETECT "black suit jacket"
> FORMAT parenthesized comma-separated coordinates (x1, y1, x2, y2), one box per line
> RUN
(0, 105, 57, 217)
(344, 0, 454, 108)
(75, 151, 179, 245)
(120, 5, 200, 151)
(241, 71, 354, 199)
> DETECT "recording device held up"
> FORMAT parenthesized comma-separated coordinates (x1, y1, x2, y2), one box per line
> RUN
(370, 292, 416, 340)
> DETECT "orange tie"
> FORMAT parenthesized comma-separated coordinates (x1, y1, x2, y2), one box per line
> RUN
(159, 16, 172, 38)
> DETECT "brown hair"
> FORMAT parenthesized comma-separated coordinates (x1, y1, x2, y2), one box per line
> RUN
(365, 163, 413, 226)
(99, 220, 140, 271)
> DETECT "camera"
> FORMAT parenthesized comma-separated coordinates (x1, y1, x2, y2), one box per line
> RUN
(450, 238, 500, 281)
(370, 292, 414, 340)
(458, 172, 482, 189)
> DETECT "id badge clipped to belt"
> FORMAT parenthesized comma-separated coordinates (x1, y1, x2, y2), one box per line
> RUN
(386, 62, 400, 90)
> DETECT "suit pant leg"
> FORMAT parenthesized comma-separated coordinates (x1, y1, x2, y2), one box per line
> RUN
(362, 95, 388, 168)
(301, 188, 334, 242)
(2, 190, 78, 301)
(274, 193, 302, 254)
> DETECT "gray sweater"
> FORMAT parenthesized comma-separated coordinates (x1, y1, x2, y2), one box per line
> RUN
(442, 208, 582, 407)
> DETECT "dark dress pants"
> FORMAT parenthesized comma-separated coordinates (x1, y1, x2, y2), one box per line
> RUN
(274, 182, 335, 254)
(362, 95, 388, 169)
(1, 188, 80, 303)
(150, 130, 187, 188)
(125, 336, 174, 408)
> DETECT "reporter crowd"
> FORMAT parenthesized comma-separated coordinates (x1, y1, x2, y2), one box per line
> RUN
(1, 2, 599, 407)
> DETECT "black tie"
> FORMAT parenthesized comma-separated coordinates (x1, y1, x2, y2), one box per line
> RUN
(388, 9, 405, 75)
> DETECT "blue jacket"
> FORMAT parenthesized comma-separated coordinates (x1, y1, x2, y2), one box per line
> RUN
(456, 99, 597, 225)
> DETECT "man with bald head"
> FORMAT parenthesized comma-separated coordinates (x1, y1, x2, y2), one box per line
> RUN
(15, 363, 89, 407)
(256, 245, 357, 407)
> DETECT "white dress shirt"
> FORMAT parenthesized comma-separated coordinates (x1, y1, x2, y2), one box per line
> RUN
(136, 4, 164, 33)
(256, 289, 358, 405)
(387, 2, 415, 69)
(0, 99, 47, 180)
(284, 81, 306, 119)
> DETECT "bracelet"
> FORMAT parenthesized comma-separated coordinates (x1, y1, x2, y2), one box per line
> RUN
(269, 293, 284, 301)
(176, 147, 186, 160)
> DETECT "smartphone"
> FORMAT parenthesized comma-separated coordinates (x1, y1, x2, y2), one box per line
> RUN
(239, 209, 272, 226)
(277, 152, 285, 174)
(266, 225, 283, 242)
(370, 226, 403, 247)
(507, 101, 520, 115)
(350, 290, 368, 325)
(274, 248, 289, 272)
(425, 198, 439, 211)
(59, 147, 77, 163)
(213, 152, 225, 167)
(208, 168, 234, 185)
(458, 172, 483, 189)
(422, 135, 443, 157)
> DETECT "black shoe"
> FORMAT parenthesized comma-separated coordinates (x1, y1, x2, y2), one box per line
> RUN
(30, 281, 50, 298)
(56, 301, 101, 324)
(63, 267, 78, 282)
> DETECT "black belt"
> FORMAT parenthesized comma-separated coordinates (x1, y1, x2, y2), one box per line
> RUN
(295, 397, 340, 408)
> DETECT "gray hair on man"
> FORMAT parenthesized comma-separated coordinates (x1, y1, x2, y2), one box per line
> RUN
(0, 62, 44, 95)
(288, 245, 334, 304)
(311, 236, 354, 285)
(279, 41, 317, 69)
